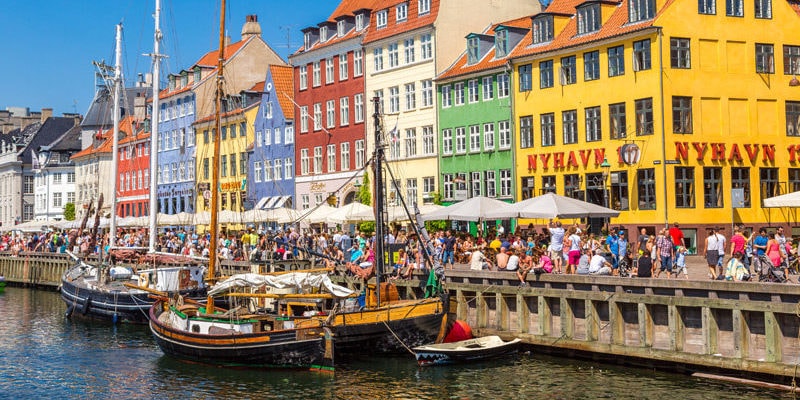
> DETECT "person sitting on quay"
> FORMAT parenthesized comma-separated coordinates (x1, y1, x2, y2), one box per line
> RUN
(588, 249, 613, 276)
(724, 252, 751, 282)
(636, 251, 653, 278)
(576, 247, 592, 275)
(469, 248, 493, 271)
(495, 247, 509, 270)
(502, 249, 520, 272)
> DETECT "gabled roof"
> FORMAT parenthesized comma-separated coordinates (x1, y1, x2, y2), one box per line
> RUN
(71, 116, 137, 160)
(50, 125, 83, 152)
(269, 65, 295, 120)
(363, 0, 438, 44)
(292, 1, 378, 55)
(193, 39, 249, 68)
(329, 0, 378, 20)
(20, 117, 78, 164)
(437, 16, 532, 81)
(82, 86, 149, 128)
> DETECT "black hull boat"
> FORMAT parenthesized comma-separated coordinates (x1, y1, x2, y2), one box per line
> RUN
(413, 335, 522, 367)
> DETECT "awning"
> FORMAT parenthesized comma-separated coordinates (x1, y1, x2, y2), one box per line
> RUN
(256, 195, 292, 210)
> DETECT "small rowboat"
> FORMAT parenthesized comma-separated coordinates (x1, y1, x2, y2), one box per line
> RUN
(413, 335, 522, 367)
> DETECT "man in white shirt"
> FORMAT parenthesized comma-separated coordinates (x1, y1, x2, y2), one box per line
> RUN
(470, 249, 492, 271)
(548, 220, 566, 274)
(589, 250, 612, 275)
(504, 250, 520, 271)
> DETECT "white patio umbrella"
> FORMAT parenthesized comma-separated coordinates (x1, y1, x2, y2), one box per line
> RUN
(764, 191, 800, 207)
(326, 202, 374, 223)
(484, 192, 620, 219)
(421, 196, 513, 222)
(157, 211, 196, 226)
(117, 216, 148, 227)
(297, 204, 338, 224)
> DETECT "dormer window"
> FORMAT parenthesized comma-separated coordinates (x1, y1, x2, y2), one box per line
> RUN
(337, 20, 346, 36)
(168, 75, 175, 91)
(577, 4, 601, 34)
(419, 0, 431, 15)
(376, 10, 388, 28)
(194, 67, 201, 83)
(467, 37, 480, 64)
(320, 26, 328, 42)
(304, 32, 311, 49)
(629, 0, 656, 22)
(397, 2, 408, 21)
(356, 13, 365, 30)
(532, 15, 554, 44)
(495, 29, 509, 58)
(180, 72, 188, 87)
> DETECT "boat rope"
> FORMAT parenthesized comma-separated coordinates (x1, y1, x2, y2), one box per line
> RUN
(381, 320, 416, 357)
(129, 291, 151, 321)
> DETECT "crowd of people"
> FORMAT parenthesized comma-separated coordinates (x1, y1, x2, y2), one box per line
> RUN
(0, 220, 796, 284)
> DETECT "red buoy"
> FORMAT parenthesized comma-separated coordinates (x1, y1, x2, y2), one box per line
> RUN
(444, 319, 473, 343)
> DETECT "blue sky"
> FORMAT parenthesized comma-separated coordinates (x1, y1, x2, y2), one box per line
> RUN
(0, 0, 340, 116)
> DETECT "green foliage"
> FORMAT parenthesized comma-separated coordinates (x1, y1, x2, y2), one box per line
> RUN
(63, 203, 76, 221)
(358, 171, 372, 206)
(425, 220, 447, 233)
(430, 191, 442, 205)
(358, 221, 375, 235)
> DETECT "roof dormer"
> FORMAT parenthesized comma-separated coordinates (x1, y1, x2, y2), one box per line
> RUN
(494, 24, 529, 58)
(301, 26, 320, 50)
(375, 8, 388, 29)
(466, 33, 494, 65)
(576, 3, 601, 35)
(354, 9, 371, 31)
(531, 12, 571, 46)
(318, 21, 336, 43)
(335, 15, 355, 37)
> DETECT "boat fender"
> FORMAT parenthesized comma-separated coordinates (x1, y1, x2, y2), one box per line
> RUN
(139, 273, 150, 288)
(65, 305, 74, 318)
(82, 297, 91, 315)
(112, 313, 118, 324)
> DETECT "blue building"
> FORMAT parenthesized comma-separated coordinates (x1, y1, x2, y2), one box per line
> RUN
(155, 71, 197, 214)
(248, 65, 295, 211)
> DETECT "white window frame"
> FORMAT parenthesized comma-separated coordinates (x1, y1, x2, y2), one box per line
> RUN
(420, 34, 432, 60)
(340, 97, 350, 126)
(422, 125, 435, 154)
(313, 103, 322, 131)
(442, 128, 453, 154)
(299, 65, 308, 90)
(354, 94, 364, 123)
(405, 82, 416, 110)
(441, 85, 452, 108)
(300, 149, 309, 175)
(285, 125, 294, 144)
(405, 128, 417, 157)
(355, 140, 365, 168)
(339, 53, 348, 80)
(314, 146, 323, 174)
(498, 120, 511, 149)
(326, 100, 336, 129)
(404, 38, 415, 64)
(353, 50, 363, 76)
(419, 0, 431, 15)
(325, 57, 334, 84)
(376, 10, 388, 28)
(396, 3, 408, 21)
(312, 61, 321, 87)
(469, 125, 481, 152)
(341, 142, 350, 171)
(421, 80, 433, 107)
(327, 144, 336, 173)
(482, 77, 494, 100)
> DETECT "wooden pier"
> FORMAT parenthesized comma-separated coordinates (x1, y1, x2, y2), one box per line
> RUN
(3, 252, 799, 380)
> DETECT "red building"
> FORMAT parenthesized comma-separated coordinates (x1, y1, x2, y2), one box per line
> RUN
(116, 117, 151, 218)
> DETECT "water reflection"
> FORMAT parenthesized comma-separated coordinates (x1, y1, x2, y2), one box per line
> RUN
(0, 287, 787, 399)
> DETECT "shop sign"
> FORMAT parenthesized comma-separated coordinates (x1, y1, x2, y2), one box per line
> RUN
(674, 142, 776, 163)
(310, 182, 326, 192)
(527, 148, 607, 171)
(620, 144, 641, 165)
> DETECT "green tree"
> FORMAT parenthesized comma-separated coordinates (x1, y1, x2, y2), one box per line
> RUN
(358, 221, 375, 235)
(358, 171, 372, 206)
(63, 203, 76, 221)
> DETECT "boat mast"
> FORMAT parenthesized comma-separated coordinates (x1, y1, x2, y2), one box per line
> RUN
(148, 0, 164, 253)
(206, 0, 226, 312)
(371, 97, 385, 306)
(108, 23, 123, 250)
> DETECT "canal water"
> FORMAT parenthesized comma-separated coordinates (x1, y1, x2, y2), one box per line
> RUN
(0, 286, 787, 399)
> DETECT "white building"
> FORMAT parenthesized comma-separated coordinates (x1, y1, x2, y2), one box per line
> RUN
(32, 125, 82, 221)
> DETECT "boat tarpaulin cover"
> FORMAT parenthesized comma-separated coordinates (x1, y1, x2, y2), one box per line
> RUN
(209, 272, 355, 298)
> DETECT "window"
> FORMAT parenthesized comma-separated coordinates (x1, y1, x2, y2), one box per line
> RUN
(577, 4, 601, 34)
(636, 168, 656, 210)
(327, 144, 336, 173)
(585, 107, 601, 142)
(498, 121, 511, 149)
(274, 159, 282, 180)
(470, 172, 482, 198)
(469, 125, 480, 152)
(355, 140, 365, 168)
(423, 126, 435, 154)
(665, 39, 692, 71)
(633, 39, 652, 71)
(53, 192, 62, 208)
(756, 43, 774, 73)
(441, 85, 452, 108)
(203, 129, 209, 143)
(610, 102, 627, 139)
(396, 2, 408, 21)
(562, 110, 578, 144)
(339, 53, 348, 80)
(467, 37, 480, 64)
(405, 82, 416, 110)
(341, 142, 350, 171)
(541, 113, 555, 147)
(376, 10, 388, 28)
(354, 94, 364, 123)
(320, 26, 329, 43)
(240, 152, 247, 176)
(407, 178, 418, 203)
(635, 98, 654, 135)
(326, 100, 335, 128)
(519, 64, 533, 91)
(731, 167, 751, 207)
(337, 20, 346, 37)
(495, 29, 509, 58)
(443, 174, 454, 199)
(484, 171, 497, 197)
(230, 153, 237, 177)
(726, 0, 743, 16)
(395, 39, 411, 67)
(455, 127, 467, 153)
(420, 34, 432, 60)
(500, 170, 512, 197)
(608, 46, 625, 77)
(389, 129, 401, 159)
(373, 48, 384, 71)
(584, 51, 600, 81)
(468, 80, 479, 103)
(354, 49, 363, 76)
(755, 0, 772, 18)
(675, 167, 695, 208)
(325, 57, 334, 84)
(498, 73, 509, 97)
(519, 116, 534, 149)
(699, 0, 716, 14)
(560, 56, 576, 85)
(405, 128, 417, 157)
(67, 172, 75, 183)
(629, 0, 656, 22)
(388, 43, 399, 68)
(203, 158, 209, 179)
(312, 61, 321, 86)
(454, 83, 465, 106)
(301, 195, 309, 210)
(389, 86, 400, 113)
(314, 146, 323, 174)
(788, 101, 800, 136)
(785, 46, 800, 75)
(532, 15, 553, 44)
(761, 168, 779, 203)
(254, 161, 262, 182)
(300, 149, 309, 175)
(221, 155, 227, 177)
(53, 173, 62, 184)
(481, 76, 494, 101)
(442, 129, 453, 154)
(419, 0, 431, 14)
(791, 169, 800, 193)
(340, 97, 349, 126)
(703, 167, 723, 208)
(564, 174, 581, 199)
(422, 176, 435, 199)
(356, 13, 366, 31)
(264, 128, 272, 146)
(313, 103, 322, 131)
(421, 80, 433, 107)
(672, 96, 693, 133)
(67, 192, 75, 204)
(484, 123, 495, 151)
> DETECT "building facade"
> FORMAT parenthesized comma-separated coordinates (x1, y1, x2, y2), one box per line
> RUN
(32, 125, 82, 221)
(116, 123, 151, 218)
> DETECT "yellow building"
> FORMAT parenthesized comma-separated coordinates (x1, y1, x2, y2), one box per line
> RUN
(509, 0, 800, 249)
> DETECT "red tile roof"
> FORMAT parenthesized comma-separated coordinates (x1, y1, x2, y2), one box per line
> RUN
(250, 81, 265, 93)
(269, 65, 295, 120)
(329, 0, 380, 20)
(363, 0, 439, 44)
(437, 16, 533, 81)
(71, 116, 138, 159)
(194, 39, 249, 68)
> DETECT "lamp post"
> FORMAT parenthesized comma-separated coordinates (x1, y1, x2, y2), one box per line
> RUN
(38, 150, 51, 220)
(600, 157, 611, 208)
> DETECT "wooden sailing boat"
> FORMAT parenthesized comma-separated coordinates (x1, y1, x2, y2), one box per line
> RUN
(60, 5, 207, 324)
(148, 0, 335, 370)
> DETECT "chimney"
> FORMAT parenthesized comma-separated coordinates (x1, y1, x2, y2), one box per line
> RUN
(41, 108, 53, 123)
(241, 14, 262, 41)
